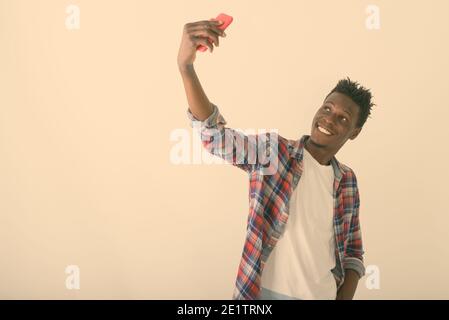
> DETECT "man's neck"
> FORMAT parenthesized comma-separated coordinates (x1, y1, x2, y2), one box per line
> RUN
(304, 137, 335, 166)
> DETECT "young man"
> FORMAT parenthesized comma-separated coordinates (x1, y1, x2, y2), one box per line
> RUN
(178, 19, 374, 300)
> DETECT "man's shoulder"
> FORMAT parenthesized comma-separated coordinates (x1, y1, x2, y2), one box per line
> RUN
(339, 162, 355, 176)
(338, 162, 359, 189)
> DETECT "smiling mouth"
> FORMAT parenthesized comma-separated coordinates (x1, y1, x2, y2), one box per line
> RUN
(316, 124, 333, 136)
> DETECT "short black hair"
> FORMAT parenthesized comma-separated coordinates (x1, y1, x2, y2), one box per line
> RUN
(325, 77, 375, 128)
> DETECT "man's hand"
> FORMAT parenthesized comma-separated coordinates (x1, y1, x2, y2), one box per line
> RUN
(336, 269, 360, 300)
(177, 19, 226, 70)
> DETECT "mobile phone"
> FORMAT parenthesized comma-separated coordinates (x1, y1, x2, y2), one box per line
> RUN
(197, 13, 233, 52)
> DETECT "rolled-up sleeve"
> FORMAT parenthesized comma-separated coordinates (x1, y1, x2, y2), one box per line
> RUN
(187, 102, 226, 129)
(343, 181, 366, 278)
(186, 103, 277, 174)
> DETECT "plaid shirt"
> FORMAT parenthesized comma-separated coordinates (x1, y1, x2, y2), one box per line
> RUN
(187, 103, 365, 300)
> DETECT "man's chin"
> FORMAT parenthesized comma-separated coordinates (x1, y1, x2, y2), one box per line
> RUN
(309, 134, 328, 148)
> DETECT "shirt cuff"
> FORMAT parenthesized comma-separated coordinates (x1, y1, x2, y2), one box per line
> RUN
(343, 257, 366, 278)
(186, 103, 227, 129)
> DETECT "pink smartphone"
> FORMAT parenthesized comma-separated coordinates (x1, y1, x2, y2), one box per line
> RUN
(197, 13, 233, 52)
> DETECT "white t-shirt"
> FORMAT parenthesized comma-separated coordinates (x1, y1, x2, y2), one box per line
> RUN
(260, 147, 337, 300)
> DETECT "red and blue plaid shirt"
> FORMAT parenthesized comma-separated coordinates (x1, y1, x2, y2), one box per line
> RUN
(187, 103, 365, 300)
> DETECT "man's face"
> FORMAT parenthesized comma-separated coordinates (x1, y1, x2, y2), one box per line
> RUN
(309, 92, 362, 150)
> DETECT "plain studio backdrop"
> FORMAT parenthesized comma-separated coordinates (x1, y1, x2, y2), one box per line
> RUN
(0, 0, 448, 299)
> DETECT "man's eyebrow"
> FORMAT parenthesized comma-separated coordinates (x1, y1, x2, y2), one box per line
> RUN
(324, 101, 352, 117)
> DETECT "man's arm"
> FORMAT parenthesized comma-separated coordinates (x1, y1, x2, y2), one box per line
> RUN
(338, 172, 366, 300)
(336, 269, 360, 300)
(177, 19, 224, 120)
(178, 19, 278, 174)
(179, 64, 214, 121)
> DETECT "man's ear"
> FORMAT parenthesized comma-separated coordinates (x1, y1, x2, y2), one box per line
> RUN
(349, 127, 362, 140)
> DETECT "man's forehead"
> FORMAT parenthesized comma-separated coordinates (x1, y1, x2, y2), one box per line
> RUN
(324, 93, 358, 114)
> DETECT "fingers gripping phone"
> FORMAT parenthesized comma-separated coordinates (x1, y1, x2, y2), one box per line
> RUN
(197, 13, 233, 52)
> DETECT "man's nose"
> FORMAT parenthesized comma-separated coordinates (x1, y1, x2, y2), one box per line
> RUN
(323, 115, 337, 128)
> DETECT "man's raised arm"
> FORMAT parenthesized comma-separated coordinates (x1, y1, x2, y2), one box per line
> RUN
(177, 19, 278, 175)
(177, 19, 225, 120)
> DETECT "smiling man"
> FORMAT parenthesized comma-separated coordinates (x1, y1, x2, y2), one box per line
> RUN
(258, 84, 373, 300)
(308, 92, 363, 166)
(177, 18, 375, 300)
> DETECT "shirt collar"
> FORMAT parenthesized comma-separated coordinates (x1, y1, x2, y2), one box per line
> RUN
(288, 134, 344, 182)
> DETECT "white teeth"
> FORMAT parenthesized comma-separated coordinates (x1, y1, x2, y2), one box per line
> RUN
(318, 126, 332, 135)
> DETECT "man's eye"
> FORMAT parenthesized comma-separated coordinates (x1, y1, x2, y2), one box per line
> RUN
(340, 117, 350, 124)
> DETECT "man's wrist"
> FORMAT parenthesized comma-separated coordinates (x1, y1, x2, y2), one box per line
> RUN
(178, 63, 194, 74)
